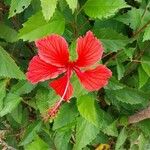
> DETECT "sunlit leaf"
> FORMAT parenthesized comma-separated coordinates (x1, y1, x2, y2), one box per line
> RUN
(84, 0, 129, 19)
(40, 0, 58, 21)
(19, 11, 65, 41)
(9, 0, 32, 17)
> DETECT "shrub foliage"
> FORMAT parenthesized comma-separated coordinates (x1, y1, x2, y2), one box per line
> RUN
(0, 0, 150, 149)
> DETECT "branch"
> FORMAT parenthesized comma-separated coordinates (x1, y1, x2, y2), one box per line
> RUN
(128, 106, 150, 124)
(133, 20, 150, 37)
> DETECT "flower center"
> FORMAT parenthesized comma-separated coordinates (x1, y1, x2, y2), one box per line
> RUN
(66, 61, 81, 73)
(48, 62, 81, 118)
(66, 61, 75, 69)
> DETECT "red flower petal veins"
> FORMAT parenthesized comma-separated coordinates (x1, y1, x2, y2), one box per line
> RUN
(75, 31, 103, 67)
(75, 65, 112, 91)
(26, 56, 65, 84)
(36, 34, 69, 67)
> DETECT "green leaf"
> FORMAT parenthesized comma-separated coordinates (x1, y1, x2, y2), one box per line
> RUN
(138, 66, 149, 88)
(9, 0, 32, 17)
(11, 104, 23, 124)
(105, 77, 125, 90)
(10, 80, 36, 95)
(69, 40, 77, 61)
(116, 8, 143, 30)
(94, 28, 129, 52)
(19, 11, 65, 41)
(54, 130, 72, 150)
(0, 22, 18, 42)
(77, 94, 113, 129)
(138, 120, 150, 137)
(103, 121, 118, 137)
(116, 58, 125, 80)
(77, 94, 99, 126)
(138, 133, 147, 150)
(116, 7, 150, 31)
(94, 19, 125, 33)
(0, 79, 7, 111)
(25, 135, 49, 150)
(65, 0, 78, 12)
(97, 107, 113, 129)
(119, 116, 128, 127)
(35, 87, 50, 114)
(4, 0, 11, 5)
(84, 0, 129, 19)
(0, 46, 25, 80)
(74, 117, 99, 150)
(0, 93, 22, 117)
(71, 75, 88, 98)
(143, 25, 150, 41)
(53, 100, 79, 130)
(40, 0, 58, 21)
(141, 56, 150, 76)
(36, 87, 60, 114)
(115, 127, 127, 150)
(20, 121, 42, 146)
(36, 89, 49, 114)
(135, 0, 142, 3)
(106, 87, 148, 105)
(91, 132, 109, 146)
(124, 48, 135, 60)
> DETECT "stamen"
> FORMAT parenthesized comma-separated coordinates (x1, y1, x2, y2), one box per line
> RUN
(73, 66, 82, 76)
(48, 71, 71, 118)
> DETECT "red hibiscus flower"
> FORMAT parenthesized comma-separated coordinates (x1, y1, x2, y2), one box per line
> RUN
(26, 31, 112, 117)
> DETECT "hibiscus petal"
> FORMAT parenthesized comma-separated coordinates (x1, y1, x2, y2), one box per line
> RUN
(49, 74, 73, 100)
(26, 56, 65, 84)
(36, 34, 69, 67)
(75, 31, 103, 67)
(75, 65, 112, 91)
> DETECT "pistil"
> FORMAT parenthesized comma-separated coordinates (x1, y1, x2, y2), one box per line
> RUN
(48, 69, 71, 118)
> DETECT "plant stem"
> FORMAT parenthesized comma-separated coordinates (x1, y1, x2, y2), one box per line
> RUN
(128, 105, 150, 124)
(133, 20, 150, 37)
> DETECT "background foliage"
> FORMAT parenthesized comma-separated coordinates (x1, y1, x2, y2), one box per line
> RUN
(0, 0, 150, 149)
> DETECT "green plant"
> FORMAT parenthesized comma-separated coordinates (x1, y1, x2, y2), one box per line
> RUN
(0, 0, 150, 149)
